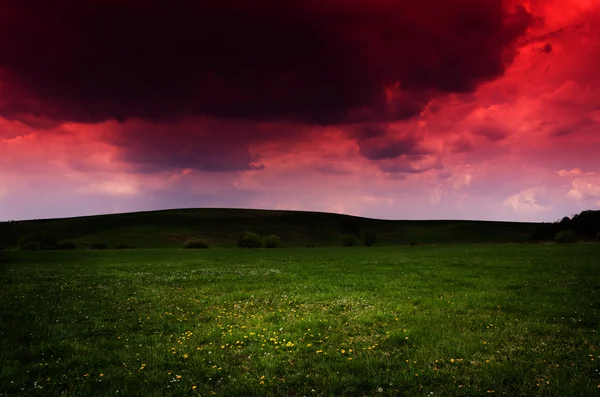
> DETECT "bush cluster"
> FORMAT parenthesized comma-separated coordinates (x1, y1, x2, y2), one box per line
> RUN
(341, 229, 378, 247)
(236, 232, 283, 248)
(237, 231, 264, 248)
(263, 234, 281, 248)
(181, 239, 209, 249)
(17, 232, 78, 250)
(341, 234, 356, 247)
(554, 229, 577, 244)
(18, 232, 57, 250)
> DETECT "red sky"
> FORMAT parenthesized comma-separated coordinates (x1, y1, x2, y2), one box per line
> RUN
(1, 0, 599, 221)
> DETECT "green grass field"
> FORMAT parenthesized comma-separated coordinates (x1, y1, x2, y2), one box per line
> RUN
(1, 245, 599, 396)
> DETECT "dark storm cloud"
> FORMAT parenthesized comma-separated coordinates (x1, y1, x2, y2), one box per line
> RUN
(474, 126, 509, 141)
(532, 22, 586, 43)
(451, 138, 474, 153)
(541, 43, 553, 54)
(350, 123, 430, 161)
(0, 0, 533, 127)
(359, 136, 421, 161)
(102, 119, 271, 172)
(549, 117, 597, 137)
(377, 156, 442, 174)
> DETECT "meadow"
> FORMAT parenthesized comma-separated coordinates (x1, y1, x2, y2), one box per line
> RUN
(1, 244, 599, 396)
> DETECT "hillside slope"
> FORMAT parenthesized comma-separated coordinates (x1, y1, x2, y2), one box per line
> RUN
(0, 208, 537, 248)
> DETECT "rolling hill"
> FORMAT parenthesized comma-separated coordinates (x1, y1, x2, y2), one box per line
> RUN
(0, 208, 538, 249)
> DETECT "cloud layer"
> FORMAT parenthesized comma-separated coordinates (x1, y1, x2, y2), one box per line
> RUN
(1, 0, 599, 221)
(0, 0, 532, 125)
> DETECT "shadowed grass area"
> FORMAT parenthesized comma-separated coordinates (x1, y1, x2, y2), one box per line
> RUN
(1, 244, 599, 396)
(0, 208, 537, 248)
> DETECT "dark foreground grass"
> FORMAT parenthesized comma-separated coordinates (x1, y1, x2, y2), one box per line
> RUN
(0, 245, 599, 396)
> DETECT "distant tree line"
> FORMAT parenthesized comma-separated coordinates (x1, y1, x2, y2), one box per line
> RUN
(11, 227, 382, 250)
(181, 232, 282, 249)
(17, 232, 74, 250)
(529, 210, 600, 243)
(15, 232, 135, 250)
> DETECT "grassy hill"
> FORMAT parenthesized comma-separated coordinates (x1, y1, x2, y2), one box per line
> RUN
(0, 208, 538, 249)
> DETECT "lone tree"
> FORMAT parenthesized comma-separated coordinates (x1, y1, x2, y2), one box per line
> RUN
(362, 229, 377, 247)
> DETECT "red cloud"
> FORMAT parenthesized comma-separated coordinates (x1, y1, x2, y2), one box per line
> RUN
(2, 0, 600, 223)
(0, 0, 532, 127)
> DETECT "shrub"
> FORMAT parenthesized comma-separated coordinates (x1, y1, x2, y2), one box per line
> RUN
(55, 241, 76, 250)
(341, 234, 356, 247)
(18, 232, 57, 250)
(87, 243, 109, 250)
(362, 229, 377, 247)
(238, 231, 263, 248)
(115, 244, 136, 249)
(554, 229, 577, 244)
(264, 234, 281, 248)
(596, 231, 600, 241)
(181, 239, 209, 249)
(18, 236, 41, 250)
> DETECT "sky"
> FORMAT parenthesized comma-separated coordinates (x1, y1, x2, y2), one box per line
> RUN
(1, 0, 599, 222)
